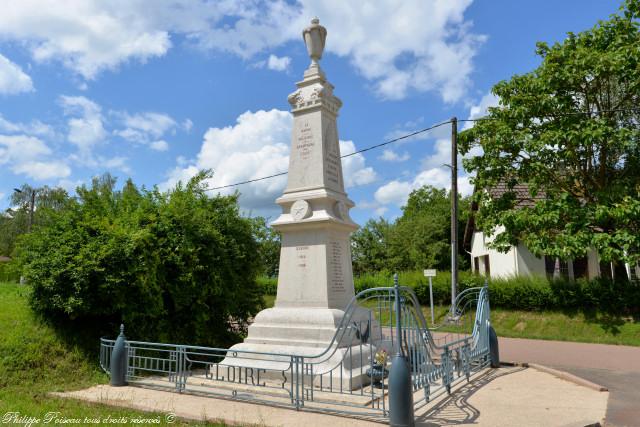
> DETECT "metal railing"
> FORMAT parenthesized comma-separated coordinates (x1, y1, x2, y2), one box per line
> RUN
(100, 282, 492, 419)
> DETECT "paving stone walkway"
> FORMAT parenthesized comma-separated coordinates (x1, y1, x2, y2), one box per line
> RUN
(56, 366, 607, 427)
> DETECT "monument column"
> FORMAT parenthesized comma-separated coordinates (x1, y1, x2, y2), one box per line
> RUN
(271, 17, 358, 312)
(229, 20, 375, 385)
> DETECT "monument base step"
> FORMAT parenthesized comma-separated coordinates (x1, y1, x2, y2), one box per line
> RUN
(221, 342, 378, 391)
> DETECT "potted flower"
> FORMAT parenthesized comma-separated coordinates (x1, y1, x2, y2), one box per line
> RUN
(366, 349, 389, 388)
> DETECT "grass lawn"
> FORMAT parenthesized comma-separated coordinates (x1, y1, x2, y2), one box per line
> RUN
(0, 282, 225, 426)
(263, 294, 640, 346)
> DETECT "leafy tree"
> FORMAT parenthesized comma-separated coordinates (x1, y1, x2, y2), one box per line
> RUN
(0, 184, 69, 256)
(351, 218, 393, 275)
(460, 0, 640, 264)
(350, 185, 470, 274)
(251, 216, 281, 278)
(388, 186, 469, 272)
(14, 172, 263, 346)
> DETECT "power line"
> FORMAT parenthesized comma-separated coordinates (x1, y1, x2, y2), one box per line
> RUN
(340, 119, 452, 158)
(204, 107, 640, 192)
(205, 171, 288, 191)
(205, 119, 452, 191)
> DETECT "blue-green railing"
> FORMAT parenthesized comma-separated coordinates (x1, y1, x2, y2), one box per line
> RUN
(100, 283, 492, 418)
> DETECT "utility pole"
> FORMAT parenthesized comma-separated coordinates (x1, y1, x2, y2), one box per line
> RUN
(13, 187, 36, 232)
(28, 189, 35, 233)
(450, 117, 458, 310)
(13, 187, 35, 286)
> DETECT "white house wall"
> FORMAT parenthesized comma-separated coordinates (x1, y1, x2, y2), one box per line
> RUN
(588, 249, 599, 279)
(516, 243, 545, 277)
(471, 228, 604, 280)
(470, 229, 518, 278)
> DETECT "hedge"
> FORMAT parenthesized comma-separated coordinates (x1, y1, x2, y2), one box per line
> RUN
(0, 261, 20, 283)
(259, 270, 640, 314)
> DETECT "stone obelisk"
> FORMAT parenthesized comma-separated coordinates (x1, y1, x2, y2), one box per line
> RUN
(229, 19, 372, 381)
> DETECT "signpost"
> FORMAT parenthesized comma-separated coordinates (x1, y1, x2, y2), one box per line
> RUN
(423, 269, 436, 324)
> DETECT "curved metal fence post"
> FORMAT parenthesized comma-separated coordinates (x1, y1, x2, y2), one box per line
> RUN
(389, 273, 415, 427)
(483, 280, 500, 367)
(110, 324, 128, 387)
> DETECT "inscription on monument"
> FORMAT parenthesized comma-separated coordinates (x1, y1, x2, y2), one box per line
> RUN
(296, 121, 314, 160)
(296, 246, 309, 268)
(323, 122, 341, 187)
(329, 240, 345, 293)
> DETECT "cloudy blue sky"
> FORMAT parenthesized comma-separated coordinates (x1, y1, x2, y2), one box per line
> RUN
(0, 0, 620, 224)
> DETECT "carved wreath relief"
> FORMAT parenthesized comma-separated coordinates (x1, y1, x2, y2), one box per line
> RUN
(291, 199, 311, 221)
(333, 201, 348, 220)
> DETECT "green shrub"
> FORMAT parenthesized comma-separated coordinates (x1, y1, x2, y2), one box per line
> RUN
(0, 261, 19, 283)
(257, 276, 277, 295)
(261, 270, 640, 314)
(14, 172, 263, 347)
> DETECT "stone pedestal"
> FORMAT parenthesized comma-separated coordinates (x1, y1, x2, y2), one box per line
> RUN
(226, 18, 377, 389)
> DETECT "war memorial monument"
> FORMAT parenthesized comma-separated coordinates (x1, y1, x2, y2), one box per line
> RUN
(228, 17, 377, 386)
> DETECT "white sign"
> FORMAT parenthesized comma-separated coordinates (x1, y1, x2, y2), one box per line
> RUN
(423, 269, 437, 277)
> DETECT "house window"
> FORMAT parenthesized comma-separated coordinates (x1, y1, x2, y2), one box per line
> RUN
(474, 256, 480, 273)
(483, 255, 491, 276)
(614, 261, 628, 281)
(545, 256, 554, 279)
(573, 257, 588, 280)
(559, 260, 569, 278)
(599, 261, 613, 280)
(545, 256, 569, 280)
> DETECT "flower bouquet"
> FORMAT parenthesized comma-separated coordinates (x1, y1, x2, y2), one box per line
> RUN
(366, 349, 389, 388)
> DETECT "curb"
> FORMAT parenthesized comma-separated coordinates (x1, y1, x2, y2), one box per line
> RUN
(502, 361, 609, 392)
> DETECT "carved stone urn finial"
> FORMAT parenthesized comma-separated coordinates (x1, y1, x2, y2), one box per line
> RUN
(302, 17, 327, 71)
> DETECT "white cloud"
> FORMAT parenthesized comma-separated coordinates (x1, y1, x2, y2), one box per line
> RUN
(374, 180, 413, 207)
(114, 112, 178, 150)
(0, 1, 173, 80)
(354, 199, 389, 217)
(0, 1, 482, 101)
(414, 167, 454, 191)
(0, 134, 51, 163)
(267, 54, 291, 71)
(374, 206, 388, 216)
(0, 134, 70, 180)
(292, 1, 485, 102)
(57, 178, 84, 193)
(0, 1, 294, 80)
(374, 167, 473, 209)
(0, 192, 5, 202)
(0, 54, 34, 94)
(163, 109, 376, 210)
(59, 95, 106, 151)
(463, 91, 499, 130)
(102, 156, 130, 174)
(252, 54, 292, 72)
(182, 118, 193, 132)
(12, 160, 71, 180)
(393, 92, 498, 200)
(422, 138, 453, 169)
(163, 109, 292, 209)
(384, 116, 451, 144)
(379, 149, 409, 162)
(340, 140, 377, 187)
(118, 112, 177, 140)
(0, 114, 55, 138)
(192, 1, 301, 58)
(149, 140, 169, 151)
